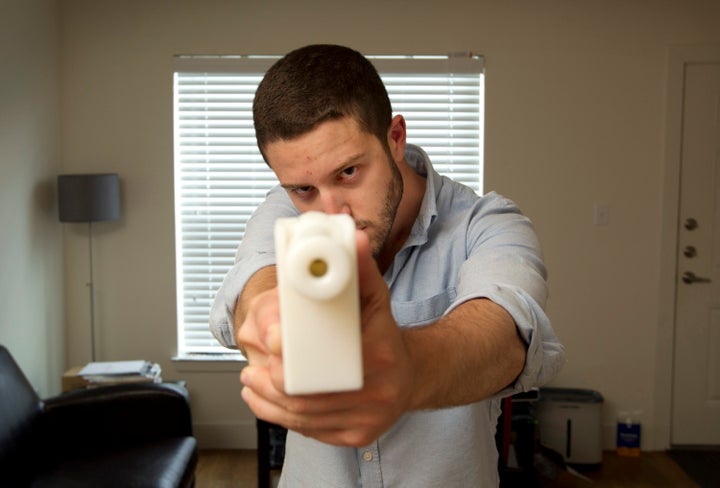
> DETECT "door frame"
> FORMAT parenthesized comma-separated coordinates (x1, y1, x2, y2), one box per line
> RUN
(656, 44, 720, 450)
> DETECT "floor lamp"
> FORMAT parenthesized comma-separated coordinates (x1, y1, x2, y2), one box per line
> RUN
(58, 174, 120, 362)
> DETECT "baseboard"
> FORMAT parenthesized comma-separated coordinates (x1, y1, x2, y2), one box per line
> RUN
(194, 421, 257, 449)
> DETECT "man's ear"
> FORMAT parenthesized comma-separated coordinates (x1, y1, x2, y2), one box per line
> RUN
(387, 114, 407, 162)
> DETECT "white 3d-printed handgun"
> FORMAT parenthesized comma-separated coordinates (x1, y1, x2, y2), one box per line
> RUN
(275, 211, 363, 395)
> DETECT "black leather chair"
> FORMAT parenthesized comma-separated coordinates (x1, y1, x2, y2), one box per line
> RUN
(0, 344, 197, 487)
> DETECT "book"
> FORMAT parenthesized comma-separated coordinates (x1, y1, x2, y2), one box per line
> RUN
(79, 360, 151, 376)
(70, 360, 163, 387)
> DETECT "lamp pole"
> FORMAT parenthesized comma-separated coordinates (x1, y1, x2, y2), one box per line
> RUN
(57, 173, 120, 364)
(87, 221, 96, 362)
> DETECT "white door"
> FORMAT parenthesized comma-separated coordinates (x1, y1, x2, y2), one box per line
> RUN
(671, 61, 720, 446)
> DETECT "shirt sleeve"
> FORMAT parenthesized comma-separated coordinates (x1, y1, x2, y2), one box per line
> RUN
(208, 186, 299, 349)
(447, 193, 565, 394)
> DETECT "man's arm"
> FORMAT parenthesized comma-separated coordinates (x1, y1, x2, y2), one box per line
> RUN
(208, 184, 299, 349)
(233, 265, 277, 357)
(234, 266, 277, 330)
(403, 297, 526, 410)
(238, 231, 528, 447)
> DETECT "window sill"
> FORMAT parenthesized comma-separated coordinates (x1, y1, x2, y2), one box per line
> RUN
(172, 353, 247, 373)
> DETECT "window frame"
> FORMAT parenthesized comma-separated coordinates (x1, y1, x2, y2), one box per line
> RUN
(173, 53, 485, 358)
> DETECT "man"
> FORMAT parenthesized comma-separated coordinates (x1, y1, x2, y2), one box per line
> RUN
(210, 44, 564, 486)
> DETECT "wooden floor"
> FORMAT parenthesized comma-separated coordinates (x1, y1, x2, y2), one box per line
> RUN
(195, 449, 699, 487)
(577, 452, 698, 487)
(195, 450, 260, 487)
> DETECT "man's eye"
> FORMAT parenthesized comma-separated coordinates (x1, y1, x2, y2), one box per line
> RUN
(293, 186, 313, 196)
(340, 166, 358, 178)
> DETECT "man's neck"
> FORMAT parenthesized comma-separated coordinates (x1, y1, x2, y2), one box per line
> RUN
(375, 158, 427, 273)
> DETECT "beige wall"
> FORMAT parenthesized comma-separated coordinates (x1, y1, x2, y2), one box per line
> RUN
(53, 0, 720, 449)
(0, 0, 64, 396)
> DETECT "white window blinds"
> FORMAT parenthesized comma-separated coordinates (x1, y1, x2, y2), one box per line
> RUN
(174, 54, 484, 356)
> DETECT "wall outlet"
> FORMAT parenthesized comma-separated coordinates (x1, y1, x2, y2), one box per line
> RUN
(594, 203, 610, 226)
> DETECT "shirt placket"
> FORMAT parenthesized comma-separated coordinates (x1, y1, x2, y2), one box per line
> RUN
(357, 442, 383, 487)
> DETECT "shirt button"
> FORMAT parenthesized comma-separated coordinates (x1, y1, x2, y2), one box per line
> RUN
(362, 450, 374, 462)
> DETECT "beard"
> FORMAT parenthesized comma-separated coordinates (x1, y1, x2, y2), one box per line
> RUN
(357, 154, 403, 257)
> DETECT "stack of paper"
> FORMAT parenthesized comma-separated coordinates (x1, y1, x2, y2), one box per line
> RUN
(78, 360, 162, 385)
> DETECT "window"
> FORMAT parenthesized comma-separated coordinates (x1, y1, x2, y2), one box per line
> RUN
(174, 54, 484, 356)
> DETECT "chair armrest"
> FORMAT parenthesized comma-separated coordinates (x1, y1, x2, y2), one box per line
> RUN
(41, 382, 193, 450)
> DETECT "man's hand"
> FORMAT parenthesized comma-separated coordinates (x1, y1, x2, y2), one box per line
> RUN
(237, 230, 416, 447)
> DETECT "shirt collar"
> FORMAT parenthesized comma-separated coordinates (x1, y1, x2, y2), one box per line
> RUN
(403, 144, 441, 249)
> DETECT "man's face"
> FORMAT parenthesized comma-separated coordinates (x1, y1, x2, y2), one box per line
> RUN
(264, 116, 403, 256)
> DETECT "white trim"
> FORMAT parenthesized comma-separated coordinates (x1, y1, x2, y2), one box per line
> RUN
(656, 43, 720, 450)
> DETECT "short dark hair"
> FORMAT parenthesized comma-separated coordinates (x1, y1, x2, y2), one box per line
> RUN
(253, 44, 392, 160)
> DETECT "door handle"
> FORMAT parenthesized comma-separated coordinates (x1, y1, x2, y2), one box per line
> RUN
(682, 271, 711, 284)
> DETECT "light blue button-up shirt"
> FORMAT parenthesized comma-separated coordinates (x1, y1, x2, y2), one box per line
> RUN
(210, 145, 564, 487)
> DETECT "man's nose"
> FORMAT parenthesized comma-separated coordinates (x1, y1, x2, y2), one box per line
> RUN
(320, 192, 350, 215)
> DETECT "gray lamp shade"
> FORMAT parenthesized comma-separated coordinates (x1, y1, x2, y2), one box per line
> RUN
(57, 173, 121, 222)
